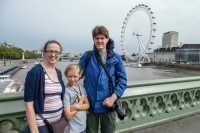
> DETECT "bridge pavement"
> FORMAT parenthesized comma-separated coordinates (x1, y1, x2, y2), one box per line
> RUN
(133, 113, 200, 133)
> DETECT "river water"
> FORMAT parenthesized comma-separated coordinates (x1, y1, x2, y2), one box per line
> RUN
(11, 61, 200, 84)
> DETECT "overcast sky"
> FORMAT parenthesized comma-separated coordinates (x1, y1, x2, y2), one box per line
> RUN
(0, 0, 200, 54)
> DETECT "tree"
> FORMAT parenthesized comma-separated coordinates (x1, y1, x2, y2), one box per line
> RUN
(121, 55, 126, 61)
(0, 45, 41, 59)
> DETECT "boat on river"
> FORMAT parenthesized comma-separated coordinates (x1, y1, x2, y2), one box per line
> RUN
(20, 64, 26, 69)
(0, 75, 23, 93)
(165, 70, 178, 73)
(127, 63, 143, 68)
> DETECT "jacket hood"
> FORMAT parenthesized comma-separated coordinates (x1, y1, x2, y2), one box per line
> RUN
(106, 38, 115, 51)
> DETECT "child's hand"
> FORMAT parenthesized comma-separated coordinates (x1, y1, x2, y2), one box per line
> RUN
(86, 110, 89, 114)
(78, 94, 85, 104)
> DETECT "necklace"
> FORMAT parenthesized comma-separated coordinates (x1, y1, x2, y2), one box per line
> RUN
(73, 85, 82, 95)
(70, 85, 82, 104)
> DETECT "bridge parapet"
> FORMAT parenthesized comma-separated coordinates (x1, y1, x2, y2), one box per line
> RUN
(0, 92, 26, 133)
(117, 76, 200, 133)
(1, 77, 200, 132)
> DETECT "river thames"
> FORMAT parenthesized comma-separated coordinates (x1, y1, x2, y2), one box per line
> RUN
(11, 61, 200, 84)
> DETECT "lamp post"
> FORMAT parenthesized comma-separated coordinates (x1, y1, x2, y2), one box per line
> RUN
(22, 52, 24, 60)
(199, 50, 200, 64)
(4, 59, 6, 66)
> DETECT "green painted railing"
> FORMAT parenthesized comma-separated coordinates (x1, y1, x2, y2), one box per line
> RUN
(1, 76, 200, 133)
(0, 92, 26, 133)
(116, 76, 200, 133)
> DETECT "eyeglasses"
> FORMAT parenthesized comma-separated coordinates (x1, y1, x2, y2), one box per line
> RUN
(45, 50, 61, 55)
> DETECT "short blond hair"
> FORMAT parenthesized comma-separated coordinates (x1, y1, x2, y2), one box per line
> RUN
(64, 64, 82, 77)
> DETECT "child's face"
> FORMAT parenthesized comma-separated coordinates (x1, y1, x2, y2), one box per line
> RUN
(66, 70, 81, 87)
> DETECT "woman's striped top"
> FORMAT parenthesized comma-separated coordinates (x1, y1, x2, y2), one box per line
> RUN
(35, 70, 63, 126)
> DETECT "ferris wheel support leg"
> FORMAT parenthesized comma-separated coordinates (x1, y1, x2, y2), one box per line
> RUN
(138, 37, 146, 54)
(137, 36, 141, 55)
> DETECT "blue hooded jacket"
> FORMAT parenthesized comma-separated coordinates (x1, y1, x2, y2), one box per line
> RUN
(78, 38, 127, 113)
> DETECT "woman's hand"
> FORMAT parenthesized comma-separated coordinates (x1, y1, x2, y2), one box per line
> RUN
(25, 102, 39, 133)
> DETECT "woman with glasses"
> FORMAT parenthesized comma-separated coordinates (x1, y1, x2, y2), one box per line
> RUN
(22, 40, 65, 133)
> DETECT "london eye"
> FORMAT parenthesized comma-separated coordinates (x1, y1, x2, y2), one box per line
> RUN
(121, 4, 156, 63)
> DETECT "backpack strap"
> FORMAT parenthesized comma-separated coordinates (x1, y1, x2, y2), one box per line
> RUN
(85, 50, 93, 69)
(80, 50, 93, 79)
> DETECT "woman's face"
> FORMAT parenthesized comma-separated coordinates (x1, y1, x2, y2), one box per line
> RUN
(44, 43, 61, 65)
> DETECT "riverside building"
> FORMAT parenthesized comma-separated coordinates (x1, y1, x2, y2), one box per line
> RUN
(151, 31, 179, 63)
(154, 47, 179, 63)
(152, 43, 200, 63)
(149, 31, 200, 63)
(175, 44, 200, 63)
(162, 31, 179, 48)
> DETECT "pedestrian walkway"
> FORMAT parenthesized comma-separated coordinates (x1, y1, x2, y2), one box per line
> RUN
(133, 113, 200, 133)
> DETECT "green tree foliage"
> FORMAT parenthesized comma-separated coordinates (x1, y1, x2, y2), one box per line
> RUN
(121, 54, 126, 61)
(0, 45, 41, 59)
(24, 50, 41, 59)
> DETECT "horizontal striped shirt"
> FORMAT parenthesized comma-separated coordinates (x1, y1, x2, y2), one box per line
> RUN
(36, 70, 63, 126)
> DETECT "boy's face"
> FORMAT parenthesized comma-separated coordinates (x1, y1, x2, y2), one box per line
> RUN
(66, 70, 80, 87)
(93, 34, 109, 53)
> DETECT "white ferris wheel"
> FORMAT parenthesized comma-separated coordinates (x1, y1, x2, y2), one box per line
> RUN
(121, 4, 156, 63)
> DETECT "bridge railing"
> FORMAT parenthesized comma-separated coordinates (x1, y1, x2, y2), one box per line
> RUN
(116, 76, 200, 133)
(0, 92, 26, 133)
(1, 76, 200, 133)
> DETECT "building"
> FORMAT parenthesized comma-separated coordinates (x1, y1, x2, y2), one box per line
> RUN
(0, 42, 4, 46)
(61, 53, 72, 57)
(150, 31, 200, 63)
(149, 31, 179, 63)
(175, 44, 200, 63)
(0, 42, 15, 48)
(162, 31, 178, 48)
(153, 47, 179, 63)
(180, 44, 200, 49)
(32, 50, 42, 54)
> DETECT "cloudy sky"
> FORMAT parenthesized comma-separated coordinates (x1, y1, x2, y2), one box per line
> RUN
(0, 0, 199, 54)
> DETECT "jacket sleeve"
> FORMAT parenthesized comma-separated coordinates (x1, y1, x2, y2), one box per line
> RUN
(113, 54, 127, 97)
(24, 71, 36, 102)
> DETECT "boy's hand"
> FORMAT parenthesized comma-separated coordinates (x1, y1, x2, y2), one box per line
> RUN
(78, 94, 85, 104)
(86, 110, 89, 114)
